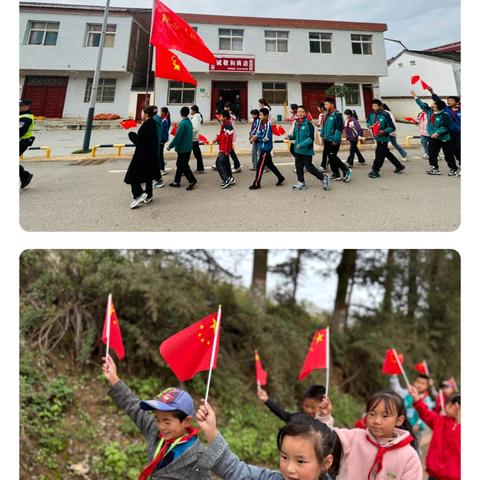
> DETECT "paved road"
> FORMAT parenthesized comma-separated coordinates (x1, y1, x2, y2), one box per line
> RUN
(20, 149, 460, 232)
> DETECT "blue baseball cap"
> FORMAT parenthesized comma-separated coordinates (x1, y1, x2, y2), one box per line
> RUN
(139, 387, 194, 417)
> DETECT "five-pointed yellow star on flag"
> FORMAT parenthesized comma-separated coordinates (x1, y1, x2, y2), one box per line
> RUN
(315, 333, 324, 344)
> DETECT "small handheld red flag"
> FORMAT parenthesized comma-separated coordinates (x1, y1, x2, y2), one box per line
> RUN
(411, 75, 421, 85)
(415, 360, 429, 375)
(199, 134, 209, 143)
(370, 121, 381, 137)
(101, 294, 125, 361)
(255, 350, 268, 386)
(171, 123, 178, 136)
(271, 125, 286, 136)
(159, 312, 221, 382)
(154, 44, 197, 86)
(403, 117, 418, 124)
(382, 349, 404, 375)
(299, 328, 329, 381)
(151, 1, 216, 65)
(120, 119, 138, 130)
(420, 79, 431, 90)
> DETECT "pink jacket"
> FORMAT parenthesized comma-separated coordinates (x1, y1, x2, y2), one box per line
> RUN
(321, 416, 423, 480)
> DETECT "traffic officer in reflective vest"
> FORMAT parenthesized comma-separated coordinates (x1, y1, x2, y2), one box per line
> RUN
(19, 99, 35, 189)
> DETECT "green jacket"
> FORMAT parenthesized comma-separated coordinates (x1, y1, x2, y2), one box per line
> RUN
(367, 110, 395, 143)
(288, 119, 315, 156)
(415, 98, 452, 141)
(321, 110, 344, 143)
(169, 117, 193, 153)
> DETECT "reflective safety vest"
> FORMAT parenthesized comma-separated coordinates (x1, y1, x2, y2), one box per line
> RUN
(20, 113, 35, 140)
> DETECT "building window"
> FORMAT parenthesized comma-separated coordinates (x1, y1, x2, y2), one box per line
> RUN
(398, 63, 404, 68)
(309, 32, 332, 53)
(84, 78, 117, 103)
(345, 84, 361, 105)
(351, 34, 373, 55)
(27, 21, 60, 46)
(262, 82, 288, 105)
(265, 30, 289, 53)
(410, 60, 416, 66)
(168, 81, 196, 105)
(218, 28, 244, 51)
(86, 24, 117, 48)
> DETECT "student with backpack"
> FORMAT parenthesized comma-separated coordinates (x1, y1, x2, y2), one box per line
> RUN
(344, 109, 366, 167)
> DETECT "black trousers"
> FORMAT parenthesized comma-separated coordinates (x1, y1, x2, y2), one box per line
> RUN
(252, 151, 284, 187)
(131, 179, 153, 199)
(215, 152, 232, 182)
(192, 141, 204, 171)
(320, 144, 329, 169)
(230, 148, 241, 169)
(174, 151, 196, 184)
(428, 138, 457, 170)
(295, 154, 325, 183)
(20, 138, 34, 182)
(372, 141, 403, 172)
(154, 144, 165, 182)
(289, 142, 296, 158)
(323, 141, 348, 176)
(346, 139, 366, 165)
(450, 131, 461, 164)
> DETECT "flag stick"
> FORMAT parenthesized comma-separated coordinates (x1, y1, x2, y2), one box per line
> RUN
(440, 390, 446, 415)
(204, 305, 222, 404)
(326, 327, 330, 397)
(424, 360, 430, 377)
(392, 348, 410, 388)
(105, 293, 112, 359)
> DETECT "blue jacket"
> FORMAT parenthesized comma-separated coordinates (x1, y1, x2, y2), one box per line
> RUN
(321, 110, 344, 143)
(256, 121, 273, 152)
(415, 98, 452, 141)
(432, 93, 461, 134)
(366, 110, 395, 143)
(249, 118, 260, 137)
(289, 119, 315, 156)
(153, 114, 171, 144)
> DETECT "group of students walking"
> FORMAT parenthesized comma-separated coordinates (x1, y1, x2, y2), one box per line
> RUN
(123, 87, 460, 209)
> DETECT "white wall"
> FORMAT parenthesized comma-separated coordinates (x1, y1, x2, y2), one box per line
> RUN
(20, 10, 133, 72)
(379, 52, 459, 98)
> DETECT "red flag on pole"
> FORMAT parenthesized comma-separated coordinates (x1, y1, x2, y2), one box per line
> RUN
(154, 43, 197, 86)
(255, 350, 268, 386)
(159, 311, 221, 382)
(370, 121, 381, 137)
(271, 124, 286, 136)
(420, 79, 431, 90)
(120, 119, 138, 130)
(101, 294, 125, 361)
(198, 134, 209, 143)
(411, 75, 421, 85)
(150, 1, 216, 65)
(171, 123, 178, 136)
(403, 117, 418, 124)
(382, 349, 404, 375)
(415, 360, 429, 376)
(298, 328, 329, 381)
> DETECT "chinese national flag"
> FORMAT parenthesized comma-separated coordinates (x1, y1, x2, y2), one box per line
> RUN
(171, 123, 178, 136)
(298, 329, 329, 381)
(271, 125, 286, 136)
(101, 294, 125, 361)
(154, 43, 197, 86)
(370, 121, 381, 137)
(411, 75, 421, 85)
(382, 349, 404, 375)
(415, 361, 429, 375)
(151, 1, 216, 65)
(159, 312, 221, 382)
(255, 350, 268, 386)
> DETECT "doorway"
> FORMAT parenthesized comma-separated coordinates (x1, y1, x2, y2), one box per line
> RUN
(301, 83, 334, 116)
(135, 94, 151, 121)
(22, 75, 68, 118)
(362, 85, 374, 118)
(211, 81, 248, 121)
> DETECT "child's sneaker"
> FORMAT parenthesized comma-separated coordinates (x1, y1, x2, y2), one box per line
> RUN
(211, 165, 218, 171)
(343, 169, 353, 183)
(422, 154, 429, 159)
(322, 175, 331, 191)
(143, 195, 153, 204)
(448, 168, 459, 177)
(160, 169, 167, 176)
(394, 165, 406, 174)
(232, 165, 242, 173)
(292, 182, 306, 191)
(276, 176, 286, 186)
(331, 173, 342, 181)
(249, 184, 261, 190)
(368, 170, 380, 178)
(426, 166, 441, 175)
(153, 179, 165, 188)
(130, 193, 148, 209)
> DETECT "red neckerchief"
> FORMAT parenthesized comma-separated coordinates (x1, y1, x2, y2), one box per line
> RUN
(138, 426, 198, 480)
(365, 433, 414, 479)
(297, 116, 305, 126)
(429, 111, 436, 125)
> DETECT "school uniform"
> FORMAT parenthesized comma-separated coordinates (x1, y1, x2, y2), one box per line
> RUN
(191, 112, 205, 172)
(153, 114, 170, 175)
(250, 117, 261, 169)
(228, 112, 241, 170)
(251, 120, 285, 188)
(417, 111, 430, 156)
(168, 117, 196, 185)
(433, 93, 461, 164)
(321, 110, 350, 178)
(344, 117, 366, 165)
(214, 119, 235, 183)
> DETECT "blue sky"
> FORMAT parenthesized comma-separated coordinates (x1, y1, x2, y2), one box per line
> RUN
(26, 0, 460, 58)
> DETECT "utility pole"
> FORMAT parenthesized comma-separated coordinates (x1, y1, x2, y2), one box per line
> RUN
(82, 0, 111, 152)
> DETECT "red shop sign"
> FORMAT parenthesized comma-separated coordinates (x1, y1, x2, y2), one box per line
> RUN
(210, 57, 255, 72)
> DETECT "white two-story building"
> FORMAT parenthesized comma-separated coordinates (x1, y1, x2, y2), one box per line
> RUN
(154, 13, 389, 121)
(19, 2, 151, 118)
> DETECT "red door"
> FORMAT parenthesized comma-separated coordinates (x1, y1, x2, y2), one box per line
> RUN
(136, 94, 151, 121)
(22, 76, 68, 118)
(362, 85, 374, 118)
(301, 83, 333, 116)
(211, 81, 248, 120)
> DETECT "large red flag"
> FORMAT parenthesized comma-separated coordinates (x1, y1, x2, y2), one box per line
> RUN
(154, 43, 197, 86)
(382, 349, 404, 375)
(255, 350, 268, 386)
(159, 312, 221, 382)
(101, 294, 125, 361)
(299, 329, 329, 381)
(151, 1, 216, 65)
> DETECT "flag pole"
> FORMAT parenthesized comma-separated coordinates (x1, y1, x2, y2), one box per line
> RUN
(255, 349, 261, 390)
(439, 390, 446, 415)
(204, 305, 222, 404)
(392, 348, 410, 388)
(424, 360, 430, 377)
(105, 293, 112, 359)
(326, 327, 330, 397)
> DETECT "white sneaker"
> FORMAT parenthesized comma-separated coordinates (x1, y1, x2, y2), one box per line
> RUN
(232, 165, 242, 173)
(130, 193, 148, 209)
(153, 180, 165, 188)
(160, 169, 167, 176)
